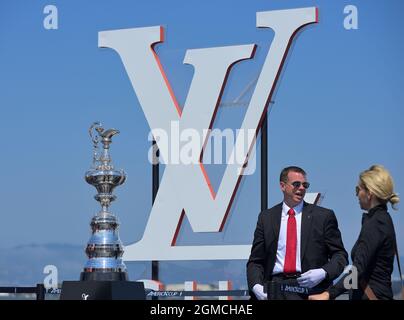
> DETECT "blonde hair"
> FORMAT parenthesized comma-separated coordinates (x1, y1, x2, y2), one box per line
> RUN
(359, 165, 400, 210)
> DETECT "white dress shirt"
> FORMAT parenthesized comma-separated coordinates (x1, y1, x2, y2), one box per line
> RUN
(272, 201, 303, 274)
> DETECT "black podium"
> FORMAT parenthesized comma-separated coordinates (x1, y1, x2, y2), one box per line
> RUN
(60, 281, 146, 300)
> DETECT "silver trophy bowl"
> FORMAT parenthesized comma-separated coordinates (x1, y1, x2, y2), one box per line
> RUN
(80, 122, 128, 281)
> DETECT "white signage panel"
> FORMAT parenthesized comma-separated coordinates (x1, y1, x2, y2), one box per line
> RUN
(98, 7, 318, 260)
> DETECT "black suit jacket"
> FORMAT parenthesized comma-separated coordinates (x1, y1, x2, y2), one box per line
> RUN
(247, 202, 348, 296)
(328, 204, 396, 300)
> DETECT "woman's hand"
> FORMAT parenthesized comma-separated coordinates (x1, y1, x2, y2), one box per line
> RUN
(308, 291, 330, 300)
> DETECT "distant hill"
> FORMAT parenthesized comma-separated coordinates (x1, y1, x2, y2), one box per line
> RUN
(0, 243, 85, 286)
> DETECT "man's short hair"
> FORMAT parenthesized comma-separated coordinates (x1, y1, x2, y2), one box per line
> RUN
(280, 166, 306, 182)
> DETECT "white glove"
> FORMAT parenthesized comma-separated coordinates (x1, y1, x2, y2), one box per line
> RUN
(252, 284, 267, 300)
(297, 268, 327, 288)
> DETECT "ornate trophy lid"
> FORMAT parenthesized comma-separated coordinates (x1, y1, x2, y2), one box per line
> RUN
(85, 122, 126, 211)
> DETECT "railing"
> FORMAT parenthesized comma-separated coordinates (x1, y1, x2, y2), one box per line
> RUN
(0, 284, 46, 300)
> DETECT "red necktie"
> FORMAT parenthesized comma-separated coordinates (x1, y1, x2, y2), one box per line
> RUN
(284, 208, 297, 274)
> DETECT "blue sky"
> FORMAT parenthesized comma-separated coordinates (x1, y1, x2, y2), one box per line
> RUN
(0, 0, 403, 287)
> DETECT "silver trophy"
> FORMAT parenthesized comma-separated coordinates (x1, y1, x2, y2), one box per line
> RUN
(80, 122, 128, 281)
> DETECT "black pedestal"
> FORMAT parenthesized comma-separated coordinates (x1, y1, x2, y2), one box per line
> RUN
(80, 271, 128, 281)
(60, 281, 145, 300)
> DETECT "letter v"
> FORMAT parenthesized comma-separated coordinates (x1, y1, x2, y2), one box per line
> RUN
(99, 6, 318, 261)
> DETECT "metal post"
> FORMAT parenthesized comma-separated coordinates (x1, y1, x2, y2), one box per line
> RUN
(261, 114, 268, 212)
(151, 140, 159, 281)
(36, 283, 45, 300)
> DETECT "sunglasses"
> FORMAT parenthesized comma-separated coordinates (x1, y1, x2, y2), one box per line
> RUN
(355, 185, 366, 196)
(288, 181, 310, 189)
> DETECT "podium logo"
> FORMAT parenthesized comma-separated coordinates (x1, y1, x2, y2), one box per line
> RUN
(98, 7, 318, 261)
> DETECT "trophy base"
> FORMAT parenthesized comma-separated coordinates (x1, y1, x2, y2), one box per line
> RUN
(60, 280, 145, 300)
(80, 271, 128, 281)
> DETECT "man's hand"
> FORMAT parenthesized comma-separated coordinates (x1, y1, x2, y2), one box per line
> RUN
(308, 291, 330, 300)
(297, 268, 327, 288)
(252, 284, 267, 300)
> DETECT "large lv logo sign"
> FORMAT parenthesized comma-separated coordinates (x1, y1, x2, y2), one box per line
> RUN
(98, 7, 318, 260)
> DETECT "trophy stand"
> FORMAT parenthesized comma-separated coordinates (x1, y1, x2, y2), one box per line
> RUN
(60, 123, 145, 300)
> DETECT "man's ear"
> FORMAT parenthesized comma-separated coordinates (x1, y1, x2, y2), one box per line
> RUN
(280, 181, 286, 192)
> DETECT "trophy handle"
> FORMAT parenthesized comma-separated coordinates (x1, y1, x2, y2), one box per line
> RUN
(89, 122, 103, 145)
(89, 122, 103, 167)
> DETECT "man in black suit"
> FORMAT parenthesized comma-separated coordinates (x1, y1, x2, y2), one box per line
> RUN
(247, 166, 348, 300)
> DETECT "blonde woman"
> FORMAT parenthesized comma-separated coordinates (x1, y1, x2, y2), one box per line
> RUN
(309, 165, 400, 300)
